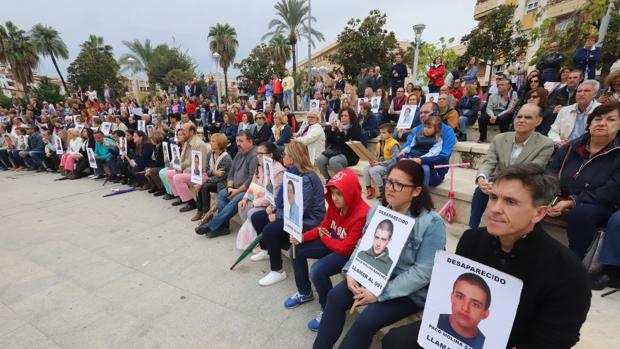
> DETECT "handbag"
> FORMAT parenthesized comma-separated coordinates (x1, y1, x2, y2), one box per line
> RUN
(583, 229, 606, 274)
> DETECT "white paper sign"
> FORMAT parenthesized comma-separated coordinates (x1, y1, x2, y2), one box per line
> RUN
(347, 205, 414, 296)
(137, 120, 146, 133)
(309, 99, 320, 112)
(190, 150, 202, 185)
(119, 137, 127, 156)
(283, 172, 304, 242)
(426, 93, 440, 104)
(75, 124, 84, 132)
(370, 96, 381, 113)
(101, 122, 112, 135)
(357, 97, 369, 114)
(418, 251, 523, 349)
(86, 148, 97, 169)
(162, 141, 171, 168)
(397, 104, 417, 130)
(147, 125, 155, 137)
(170, 143, 182, 171)
(263, 156, 276, 205)
(54, 136, 64, 155)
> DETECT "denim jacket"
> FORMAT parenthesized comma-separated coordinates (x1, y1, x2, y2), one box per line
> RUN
(343, 205, 446, 306)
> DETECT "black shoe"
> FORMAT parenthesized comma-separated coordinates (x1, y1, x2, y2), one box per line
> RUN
(148, 188, 158, 194)
(121, 178, 128, 185)
(153, 189, 166, 197)
(206, 226, 230, 239)
(171, 199, 183, 206)
(162, 193, 174, 200)
(591, 273, 611, 291)
(195, 224, 211, 235)
(180, 202, 197, 212)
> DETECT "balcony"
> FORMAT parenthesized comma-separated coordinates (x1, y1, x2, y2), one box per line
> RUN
(546, 0, 587, 18)
(474, 0, 501, 20)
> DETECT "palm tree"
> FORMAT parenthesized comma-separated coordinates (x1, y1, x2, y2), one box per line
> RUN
(269, 34, 292, 69)
(208, 23, 238, 97)
(262, 0, 324, 109)
(30, 24, 69, 93)
(81, 34, 113, 55)
(118, 39, 155, 76)
(0, 21, 39, 95)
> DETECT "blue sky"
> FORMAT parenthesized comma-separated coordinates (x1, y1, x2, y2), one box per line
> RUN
(3, 0, 477, 79)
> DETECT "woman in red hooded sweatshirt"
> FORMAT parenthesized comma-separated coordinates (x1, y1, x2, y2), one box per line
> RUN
(284, 169, 370, 332)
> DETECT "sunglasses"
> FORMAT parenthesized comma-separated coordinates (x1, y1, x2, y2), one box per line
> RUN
(528, 95, 539, 99)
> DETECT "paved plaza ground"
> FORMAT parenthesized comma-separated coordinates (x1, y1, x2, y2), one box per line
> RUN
(0, 170, 619, 349)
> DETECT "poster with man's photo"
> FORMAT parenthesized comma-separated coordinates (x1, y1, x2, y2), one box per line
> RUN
(396, 104, 417, 130)
(190, 150, 202, 185)
(170, 143, 182, 171)
(418, 251, 523, 349)
(309, 99, 320, 112)
(357, 97, 369, 114)
(283, 172, 304, 242)
(370, 96, 382, 113)
(137, 120, 146, 133)
(347, 206, 414, 296)
(426, 93, 440, 104)
(54, 135, 64, 155)
(263, 156, 276, 205)
(119, 137, 127, 156)
(101, 122, 112, 135)
(162, 141, 171, 168)
(86, 148, 97, 169)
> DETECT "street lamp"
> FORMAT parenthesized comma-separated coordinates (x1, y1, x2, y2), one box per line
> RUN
(212, 52, 221, 106)
(126, 57, 139, 105)
(412, 24, 426, 86)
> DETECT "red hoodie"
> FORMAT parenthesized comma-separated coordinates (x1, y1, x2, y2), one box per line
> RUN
(302, 169, 369, 256)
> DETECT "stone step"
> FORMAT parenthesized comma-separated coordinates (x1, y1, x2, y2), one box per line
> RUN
(451, 141, 490, 170)
(464, 120, 501, 143)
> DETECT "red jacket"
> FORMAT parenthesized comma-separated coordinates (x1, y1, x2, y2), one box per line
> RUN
(186, 102, 197, 116)
(302, 169, 369, 256)
(426, 65, 445, 87)
(449, 86, 464, 104)
(272, 79, 283, 94)
(258, 85, 266, 95)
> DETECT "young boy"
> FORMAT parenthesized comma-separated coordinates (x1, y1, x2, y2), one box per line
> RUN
(362, 123, 400, 199)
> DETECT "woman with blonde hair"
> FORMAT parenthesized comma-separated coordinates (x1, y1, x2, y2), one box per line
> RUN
(270, 111, 292, 152)
(250, 141, 326, 286)
(59, 128, 83, 176)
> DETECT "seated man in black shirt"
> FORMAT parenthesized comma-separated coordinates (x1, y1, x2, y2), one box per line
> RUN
(382, 163, 591, 349)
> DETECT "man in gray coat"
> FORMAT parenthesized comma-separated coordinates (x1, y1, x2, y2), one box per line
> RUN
(356, 64, 372, 98)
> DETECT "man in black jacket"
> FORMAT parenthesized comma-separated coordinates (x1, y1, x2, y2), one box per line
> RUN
(382, 163, 592, 349)
(548, 69, 582, 113)
(204, 103, 222, 140)
(390, 53, 408, 95)
(536, 42, 565, 83)
(253, 113, 271, 145)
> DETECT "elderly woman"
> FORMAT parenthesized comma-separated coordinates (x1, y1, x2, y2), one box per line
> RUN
(547, 103, 620, 262)
(315, 107, 362, 181)
(59, 128, 83, 176)
(295, 110, 326, 165)
(437, 93, 459, 132)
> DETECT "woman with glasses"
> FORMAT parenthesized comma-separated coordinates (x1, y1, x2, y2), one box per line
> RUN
(313, 160, 445, 349)
(524, 87, 555, 136)
(518, 74, 542, 108)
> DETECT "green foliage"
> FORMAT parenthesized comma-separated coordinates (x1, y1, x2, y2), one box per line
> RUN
(0, 21, 39, 95)
(404, 36, 460, 85)
(208, 23, 239, 97)
(0, 93, 12, 108)
(234, 43, 284, 95)
(118, 39, 155, 76)
(67, 35, 121, 96)
(269, 34, 292, 69)
(147, 44, 195, 86)
(164, 68, 194, 91)
(328, 10, 399, 85)
(30, 24, 69, 91)
(461, 5, 529, 84)
(31, 77, 63, 105)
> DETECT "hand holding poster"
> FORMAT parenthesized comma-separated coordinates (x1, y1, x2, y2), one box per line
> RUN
(137, 120, 146, 133)
(101, 122, 112, 135)
(426, 93, 440, 103)
(170, 144, 182, 171)
(309, 99, 320, 112)
(54, 136, 64, 155)
(347, 206, 414, 296)
(357, 97, 369, 114)
(283, 172, 304, 243)
(263, 156, 275, 205)
(86, 148, 98, 169)
(162, 141, 171, 168)
(397, 104, 417, 130)
(418, 251, 523, 349)
(190, 150, 202, 185)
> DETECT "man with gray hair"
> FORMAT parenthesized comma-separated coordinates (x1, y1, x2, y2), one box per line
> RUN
(549, 79, 601, 147)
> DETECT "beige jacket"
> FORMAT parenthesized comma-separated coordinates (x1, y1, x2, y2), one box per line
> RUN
(548, 101, 601, 144)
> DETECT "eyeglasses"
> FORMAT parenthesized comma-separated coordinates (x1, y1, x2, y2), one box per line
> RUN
(256, 151, 268, 156)
(531, 79, 539, 83)
(528, 95, 539, 99)
(385, 178, 415, 192)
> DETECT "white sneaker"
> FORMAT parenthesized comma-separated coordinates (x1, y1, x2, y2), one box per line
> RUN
(88, 174, 96, 178)
(250, 250, 269, 262)
(258, 271, 287, 286)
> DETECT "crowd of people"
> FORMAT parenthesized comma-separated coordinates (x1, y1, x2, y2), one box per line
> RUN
(1, 35, 619, 348)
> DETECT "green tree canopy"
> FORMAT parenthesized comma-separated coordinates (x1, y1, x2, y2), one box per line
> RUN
(234, 43, 285, 95)
(164, 68, 194, 91)
(328, 10, 399, 85)
(0, 21, 39, 95)
(461, 4, 528, 85)
(208, 23, 238, 97)
(31, 77, 63, 105)
(404, 36, 460, 86)
(30, 24, 69, 92)
(118, 38, 155, 76)
(147, 44, 195, 86)
(67, 35, 121, 96)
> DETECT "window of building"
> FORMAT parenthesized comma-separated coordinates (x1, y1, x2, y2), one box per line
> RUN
(526, 0, 538, 13)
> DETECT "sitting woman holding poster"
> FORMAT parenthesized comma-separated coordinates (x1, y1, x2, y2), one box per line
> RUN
(313, 160, 446, 349)
(250, 142, 326, 286)
(315, 107, 362, 182)
(118, 130, 153, 187)
(284, 169, 370, 332)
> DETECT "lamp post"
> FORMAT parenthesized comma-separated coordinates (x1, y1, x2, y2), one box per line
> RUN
(212, 52, 221, 106)
(412, 24, 426, 86)
(126, 57, 139, 105)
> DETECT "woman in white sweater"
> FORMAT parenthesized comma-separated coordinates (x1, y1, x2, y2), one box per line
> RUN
(294, 110, 325, 165)
(59, 128, 83, 175)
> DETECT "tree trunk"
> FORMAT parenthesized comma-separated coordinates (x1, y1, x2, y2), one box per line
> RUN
(49, 51, 69, 95)
(223, 68, 228, 101)
(292, 43, 298, 111)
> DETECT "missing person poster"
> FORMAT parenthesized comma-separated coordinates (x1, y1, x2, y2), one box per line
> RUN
(147, 125, 155, 137)
(54, 135, 64, 155)
(309, 99, 320, 112)
(170, 143, 182, 171)
(427, 93, 440, 103)
(357, 97, 369, 114)
(397, 104, 417, 130)
(283, 172, 303, 242)
(347, 206, 414, 296)
(371, 96, 381, 113)
(190, 150, 202, 185)
(75, 124, 84, 132)
(263, 156, 276, 205)
(137, 120, 146, 133)
(119, 137, 127, 156)
(418, 251, 523, 349)
(86, 148, 97, 169)
(101, 122, 112, 135)
(162, 141, 171, 168)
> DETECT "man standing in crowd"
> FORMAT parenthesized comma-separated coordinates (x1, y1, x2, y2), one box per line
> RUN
(207, 76, 218, 106)
(356, 64, 372, 98)
(383, 163, 591, 349)
(282, 69, 295, 109)
(195, 130, 257, 238)
(390, 53, 408, 95)
(549, 80, 601, 147)
(573, 34, 602, 80)
(477, 78, 519, 142)
(371, 66, 383, 92)
(469, 104, 554, 229)
(536, 42, 565, 83)
(272, 73, 283, 110)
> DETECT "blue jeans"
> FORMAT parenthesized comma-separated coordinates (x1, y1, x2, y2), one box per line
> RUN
(291, 239, 350, 309)
(469, 186, 489, 229)
(0, 149, 10, 168)
(313, 281, 422, 349)
(23, 150, 43, 169)
(10, 149, 24, 167)
(421, 164, 430, 188)
(283, 90, 293, 109)
(458, 116, 476, 139)
(600, 211, 620, 266)
(251, 210, 288, 271)
(96, 156, 118, 176)
(207, 188, 244, 231)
